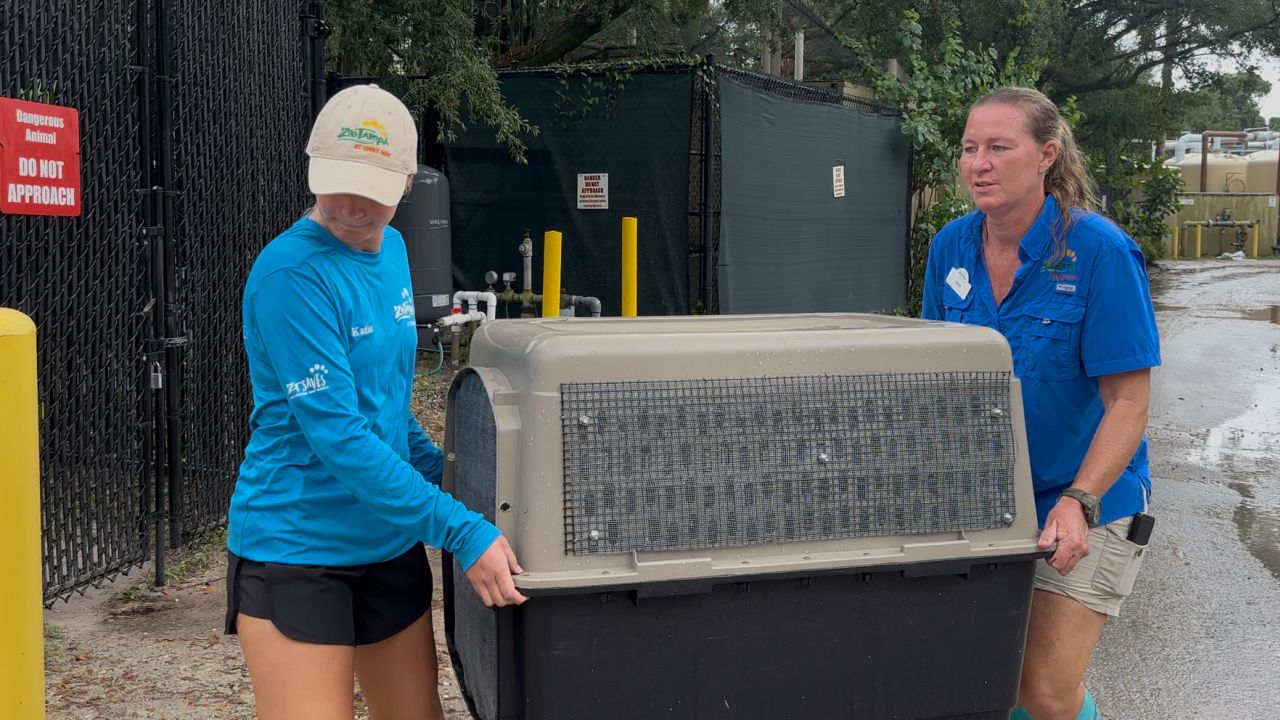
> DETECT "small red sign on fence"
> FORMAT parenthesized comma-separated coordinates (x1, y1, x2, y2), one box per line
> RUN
(0, 98, 82, 217)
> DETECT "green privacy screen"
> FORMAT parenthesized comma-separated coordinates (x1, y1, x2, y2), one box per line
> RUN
(445, 71, 693, 316)
(442, 66, 909, 317)
(717, 75, 910, 314)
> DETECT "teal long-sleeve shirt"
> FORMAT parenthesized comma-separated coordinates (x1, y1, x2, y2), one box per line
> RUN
(227, 216, 499, 569)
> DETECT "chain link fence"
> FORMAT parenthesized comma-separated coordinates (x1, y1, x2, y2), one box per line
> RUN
(714, 65, 901, 115)
(167, 1, 311, 544)
(2, 0, 149, 601)
(1, 0, 316, 602)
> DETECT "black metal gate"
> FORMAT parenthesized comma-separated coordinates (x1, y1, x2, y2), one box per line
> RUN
(1, 0, 321, 602)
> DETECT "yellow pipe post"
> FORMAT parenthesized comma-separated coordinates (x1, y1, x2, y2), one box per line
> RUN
(1195, 225, 1202, 259)
(621, 217, 638, 317)
(1251, 224, 1260, 258)
(542, 231, 563, 318)
(1171, 226, 1180, 259)
(0, 309, 43, 720)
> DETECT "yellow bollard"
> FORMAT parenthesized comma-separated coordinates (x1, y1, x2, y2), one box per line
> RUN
(621, 217, 638, 317)
(1252, 224, 1260, 258)
(0, 309, 44, 720)
(542, 231, 563, 318)
(1195, 225, 1202, 259)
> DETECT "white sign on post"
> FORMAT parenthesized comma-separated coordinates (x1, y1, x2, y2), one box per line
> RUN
(577, 173, 609, 209)
(833, 165, 846, 198)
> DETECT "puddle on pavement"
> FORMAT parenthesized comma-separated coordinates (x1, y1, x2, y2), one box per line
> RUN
(1229, 480, 1256, 500)
(1151, 303, 1280, 321)
(1231, 483, 1280, 582)
(1188, 427, 1274, 463)
(1148, 272, 1174, 297)
(1185, 375, 1280, 466)
(1228, 306, 1279, 322)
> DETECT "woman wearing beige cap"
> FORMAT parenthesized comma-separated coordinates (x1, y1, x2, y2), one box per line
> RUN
(224, 84, 525, 719)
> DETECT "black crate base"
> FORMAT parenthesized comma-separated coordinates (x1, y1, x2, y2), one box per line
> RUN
(444, 557, 1038, 720)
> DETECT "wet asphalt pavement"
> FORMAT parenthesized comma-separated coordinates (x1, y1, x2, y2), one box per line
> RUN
(1086, 259, 1280, 719)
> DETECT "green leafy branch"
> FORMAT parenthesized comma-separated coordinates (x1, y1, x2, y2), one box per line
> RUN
(843, 10, 1044, 315)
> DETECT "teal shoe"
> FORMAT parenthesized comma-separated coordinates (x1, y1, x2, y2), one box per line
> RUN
(1077, 689, 1100, 720)
(1009, 689, 1100, 720)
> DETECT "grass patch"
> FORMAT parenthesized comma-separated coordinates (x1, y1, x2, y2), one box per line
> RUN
(115, 583, 146, 604)
(163, 526, 228, 585)
(43, 621, 65, 658)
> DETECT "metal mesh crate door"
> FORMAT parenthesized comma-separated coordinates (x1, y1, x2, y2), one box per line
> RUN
(562, 372, 1016, 555)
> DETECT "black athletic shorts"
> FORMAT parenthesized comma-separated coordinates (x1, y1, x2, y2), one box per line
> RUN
(224, 542, 433, 646)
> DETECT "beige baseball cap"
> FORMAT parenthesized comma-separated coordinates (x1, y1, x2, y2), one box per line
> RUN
(306, 84, 417, 206)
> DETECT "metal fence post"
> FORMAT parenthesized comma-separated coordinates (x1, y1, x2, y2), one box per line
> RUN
(153, 0, 188, 554)
(700, 58, 716, 315)
(302, 0, 331, 125)
(0, 309, 44, 719)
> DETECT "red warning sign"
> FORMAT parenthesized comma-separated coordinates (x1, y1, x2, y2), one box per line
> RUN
(0, 98, 82, 217)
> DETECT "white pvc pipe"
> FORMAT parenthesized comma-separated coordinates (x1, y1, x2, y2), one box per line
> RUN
(794, 29, 804, 81)
(478, 292, 497, 321)
(451, 291, 498, 321)
(436, 311, 487, 328)
(567, 295, 602, 317)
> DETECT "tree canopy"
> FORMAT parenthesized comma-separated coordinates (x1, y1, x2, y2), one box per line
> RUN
(1175, 70, 1271, 133)
(321, 0, 1274, 280)
(324, 0, 1280, 156)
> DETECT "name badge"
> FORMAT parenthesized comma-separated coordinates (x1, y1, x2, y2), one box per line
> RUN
(946, 267, 971, 300)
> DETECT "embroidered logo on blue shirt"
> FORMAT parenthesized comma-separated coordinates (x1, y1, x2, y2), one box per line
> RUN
(393, 288, 415, 323)
(286, 363, 330, 398)
(1042, 248, 1077, 274)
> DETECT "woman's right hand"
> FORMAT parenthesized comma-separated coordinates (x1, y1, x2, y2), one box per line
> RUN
(464, 535, 528, 607)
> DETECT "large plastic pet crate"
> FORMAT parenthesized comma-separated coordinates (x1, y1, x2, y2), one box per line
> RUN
(442, 314, 1042, 720)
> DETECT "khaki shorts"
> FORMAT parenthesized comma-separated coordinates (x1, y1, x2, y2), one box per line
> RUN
(1033, 516, 1147, 617)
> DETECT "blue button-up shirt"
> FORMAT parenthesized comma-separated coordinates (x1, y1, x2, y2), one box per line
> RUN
(921, 195, 1161, 527)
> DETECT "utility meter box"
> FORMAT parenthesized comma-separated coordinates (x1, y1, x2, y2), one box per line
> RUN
(442, 313, 1042, 720)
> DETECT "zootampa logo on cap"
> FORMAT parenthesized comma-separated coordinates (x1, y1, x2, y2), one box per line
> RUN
(337, 120, 390, 148)
(306, 84, 417, 207)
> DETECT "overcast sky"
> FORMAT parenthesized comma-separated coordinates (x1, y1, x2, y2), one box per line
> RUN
(1257, 61, 1280, 122)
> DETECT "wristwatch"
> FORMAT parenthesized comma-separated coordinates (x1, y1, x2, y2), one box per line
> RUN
(1059, 487, 1101, 526)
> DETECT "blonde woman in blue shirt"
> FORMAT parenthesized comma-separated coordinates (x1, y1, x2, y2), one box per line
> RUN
(225, 85, 526, 720)
(922, 87, 1160, 720)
